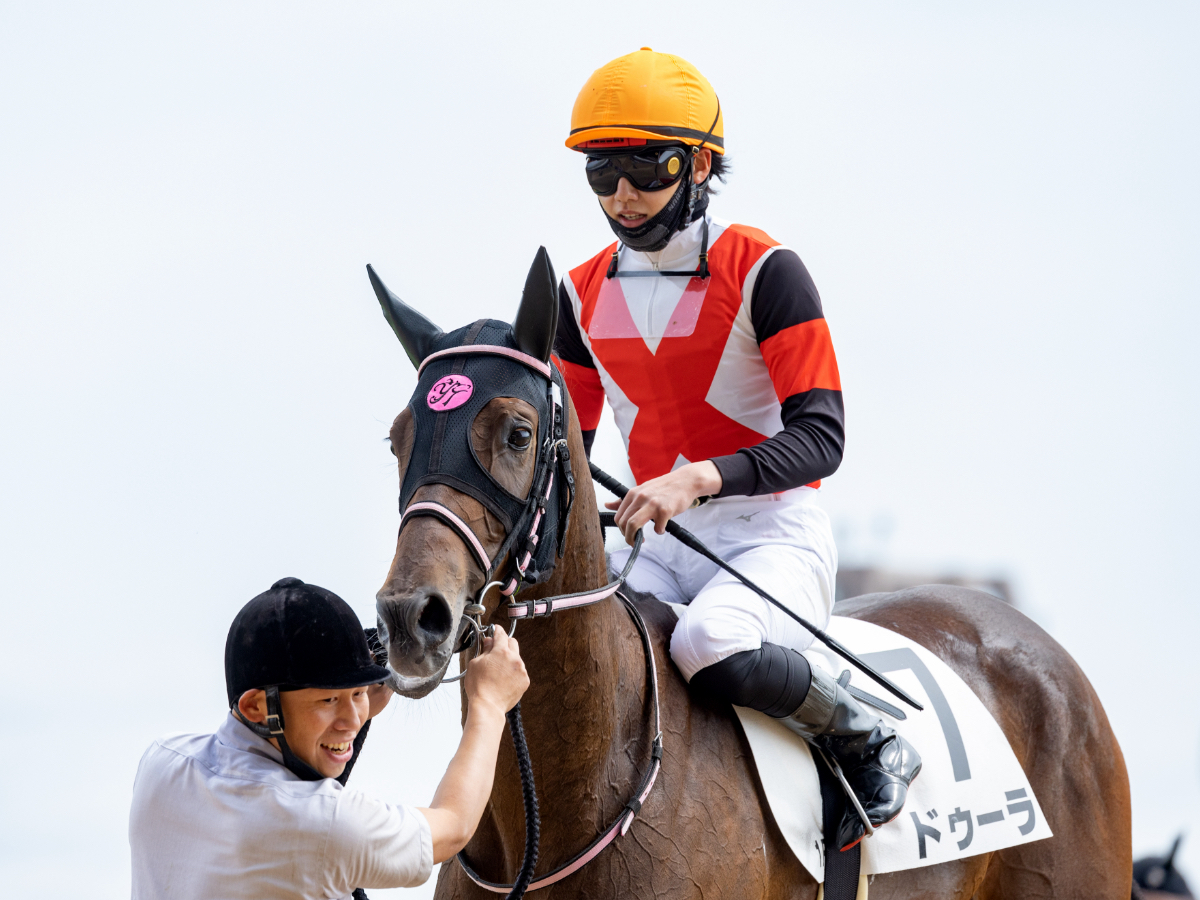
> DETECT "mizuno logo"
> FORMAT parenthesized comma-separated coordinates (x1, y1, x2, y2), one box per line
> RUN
(736, 512, 759, 522)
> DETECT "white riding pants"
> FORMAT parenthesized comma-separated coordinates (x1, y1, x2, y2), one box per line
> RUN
(609, 487, 838, 682)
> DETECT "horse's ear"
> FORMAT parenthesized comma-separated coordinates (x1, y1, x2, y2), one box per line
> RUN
(512, 246, 558, 364)
(367, 264, 443, 369)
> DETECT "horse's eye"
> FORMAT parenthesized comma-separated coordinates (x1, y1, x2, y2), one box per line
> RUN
(507, 426, 533, 450)
(388, 442, 397, 457)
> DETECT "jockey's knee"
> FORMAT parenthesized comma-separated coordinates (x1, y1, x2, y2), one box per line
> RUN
(687, 643, 813, 717)
(669, 603, 790, 681)
(669, 609, 733, 682)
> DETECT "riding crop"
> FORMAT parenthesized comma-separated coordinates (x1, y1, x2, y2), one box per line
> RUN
(589, 462, 924, 713)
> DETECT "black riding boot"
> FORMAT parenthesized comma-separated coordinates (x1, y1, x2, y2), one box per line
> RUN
(779, 664, 921, 851)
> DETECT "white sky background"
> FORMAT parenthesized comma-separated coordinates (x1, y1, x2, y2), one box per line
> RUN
(1, 2, 1197, 896)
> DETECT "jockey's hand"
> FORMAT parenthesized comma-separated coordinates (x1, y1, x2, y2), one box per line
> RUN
(605, 461, 723, 546)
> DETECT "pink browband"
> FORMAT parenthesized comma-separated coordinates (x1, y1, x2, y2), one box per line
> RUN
(417, 345, 553, 379)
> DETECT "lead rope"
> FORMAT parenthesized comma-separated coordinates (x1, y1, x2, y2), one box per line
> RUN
(505, 704, 540, 900)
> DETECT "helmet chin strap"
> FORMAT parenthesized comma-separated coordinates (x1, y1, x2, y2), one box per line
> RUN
(232, 686, 326, 782)
(603, 145, 715, 275)
(685, 148, 712, 224)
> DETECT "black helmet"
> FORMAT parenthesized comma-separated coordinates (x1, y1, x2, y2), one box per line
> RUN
(225, 577, 390, 781)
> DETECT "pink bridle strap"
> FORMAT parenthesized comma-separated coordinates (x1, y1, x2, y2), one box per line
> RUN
(457, 591, 662, 893)
(506, 579, 624, 619)
(504, 523, 643, 619)
(459, 806, 644, 893)
(417, 345, 553, 379)
(399, 501, 492, 575)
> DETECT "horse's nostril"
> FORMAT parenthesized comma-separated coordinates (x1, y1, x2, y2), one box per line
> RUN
(378, 607, 401, 643)
(415, 595, 454, 644)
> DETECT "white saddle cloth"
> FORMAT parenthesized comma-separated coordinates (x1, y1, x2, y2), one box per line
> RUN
(712, 614, 1053, 880)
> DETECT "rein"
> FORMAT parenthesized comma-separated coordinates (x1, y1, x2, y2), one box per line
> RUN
(450, 520, 654, 897)
(456, 586, 663, 895)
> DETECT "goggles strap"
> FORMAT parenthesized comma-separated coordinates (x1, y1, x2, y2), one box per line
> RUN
(699, 98, 721, 153)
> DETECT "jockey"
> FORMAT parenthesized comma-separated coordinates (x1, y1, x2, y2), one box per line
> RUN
(553, 48, 920, 851)
(129, 577, 529, 899)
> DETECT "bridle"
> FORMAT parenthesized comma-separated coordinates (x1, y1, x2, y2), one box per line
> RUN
(395, 337, 663, 897)
(398, 342, 575, 600)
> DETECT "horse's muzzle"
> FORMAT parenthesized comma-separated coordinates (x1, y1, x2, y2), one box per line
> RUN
(376, 589, 461, 697)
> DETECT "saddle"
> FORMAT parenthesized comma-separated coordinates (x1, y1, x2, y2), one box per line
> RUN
(718, 616, 1053, 885)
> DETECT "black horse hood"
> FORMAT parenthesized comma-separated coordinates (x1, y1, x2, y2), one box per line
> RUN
(402, 318, 557, 535)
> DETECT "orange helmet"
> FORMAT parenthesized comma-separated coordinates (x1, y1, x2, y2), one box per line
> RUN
(566, 48, 724, 155)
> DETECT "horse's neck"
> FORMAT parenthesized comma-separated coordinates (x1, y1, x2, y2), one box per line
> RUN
(481, 443, 653, 871)
(516, 449, 634, 753)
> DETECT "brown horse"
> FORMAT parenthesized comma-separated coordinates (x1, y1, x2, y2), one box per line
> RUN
(371, 254, 1132, 899)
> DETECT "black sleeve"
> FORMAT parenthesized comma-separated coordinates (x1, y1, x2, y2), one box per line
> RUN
(712, 390, 845, 496)
(710, 249, 845, 496)
(553, 281, 598, 457)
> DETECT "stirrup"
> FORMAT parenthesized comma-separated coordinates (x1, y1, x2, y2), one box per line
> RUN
(813, 746, 875, 840)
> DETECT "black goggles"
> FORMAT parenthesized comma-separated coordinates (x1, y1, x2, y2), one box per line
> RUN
(584, 147, 689, 196)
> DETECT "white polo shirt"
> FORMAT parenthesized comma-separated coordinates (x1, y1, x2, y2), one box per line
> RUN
(129, 714, 433, 900)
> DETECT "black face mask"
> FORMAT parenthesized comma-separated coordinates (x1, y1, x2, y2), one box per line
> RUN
(367, 248, 572, 602)
(602, 160, 684, 252)
(602, 156, 710, 253)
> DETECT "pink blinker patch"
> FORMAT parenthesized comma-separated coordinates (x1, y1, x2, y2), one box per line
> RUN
(427, 374, 474, 411)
